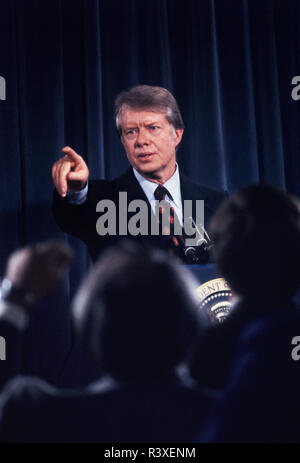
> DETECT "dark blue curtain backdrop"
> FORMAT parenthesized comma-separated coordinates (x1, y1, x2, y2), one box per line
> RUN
(0, 0, 300, 385)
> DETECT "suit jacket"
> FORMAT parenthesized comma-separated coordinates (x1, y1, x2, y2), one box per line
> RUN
(53, 168, 227, 263)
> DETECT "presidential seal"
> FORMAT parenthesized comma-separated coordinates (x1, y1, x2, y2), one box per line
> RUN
(195, 278, 233, 324)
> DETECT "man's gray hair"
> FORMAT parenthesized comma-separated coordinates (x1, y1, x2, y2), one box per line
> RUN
(114, 85, 184, 137)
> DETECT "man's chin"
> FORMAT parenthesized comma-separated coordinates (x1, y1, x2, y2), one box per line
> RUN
(134, 161, 175, 182)
(136, 165, 160, 179)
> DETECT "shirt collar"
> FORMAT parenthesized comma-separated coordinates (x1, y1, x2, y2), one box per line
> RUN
(133, 164, 181, 207)
(163, 164, 181, 207)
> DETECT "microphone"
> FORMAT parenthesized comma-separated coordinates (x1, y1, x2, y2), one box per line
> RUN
(181, 217, 212, 263)
(189, 218, 212, 252)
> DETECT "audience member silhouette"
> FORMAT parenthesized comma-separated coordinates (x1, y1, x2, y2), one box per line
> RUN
(196, 184, 300, 442)
(190, 184, 300, 391)
(0, 242, 217, 442)
(0, 241, 73, 391)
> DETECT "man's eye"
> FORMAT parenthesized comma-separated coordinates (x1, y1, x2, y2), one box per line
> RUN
(150, 126, 158, 131)
(126, 129, 135, 135)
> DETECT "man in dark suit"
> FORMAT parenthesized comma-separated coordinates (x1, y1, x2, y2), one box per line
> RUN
(0, 241, 218, 442)
(52, 85, 226, 263)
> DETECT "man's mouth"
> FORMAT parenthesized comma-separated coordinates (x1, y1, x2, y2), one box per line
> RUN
(137, 153, 155, 160)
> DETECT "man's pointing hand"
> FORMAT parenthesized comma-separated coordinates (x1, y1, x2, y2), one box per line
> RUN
(52, 146, 89, 197)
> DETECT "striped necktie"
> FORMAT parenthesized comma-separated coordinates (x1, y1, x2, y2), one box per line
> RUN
(154, 184, 181, 254)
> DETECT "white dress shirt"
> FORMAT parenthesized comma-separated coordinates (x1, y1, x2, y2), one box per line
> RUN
(133, 164, 183, 226)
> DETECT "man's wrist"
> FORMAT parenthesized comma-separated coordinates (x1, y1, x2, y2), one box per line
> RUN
(66, 182, 88, 205)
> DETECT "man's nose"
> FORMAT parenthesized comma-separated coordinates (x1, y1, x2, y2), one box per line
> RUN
(135, 128, 150, 147)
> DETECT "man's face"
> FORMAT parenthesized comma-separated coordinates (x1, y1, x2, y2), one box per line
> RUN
(120, 108, 183, 183)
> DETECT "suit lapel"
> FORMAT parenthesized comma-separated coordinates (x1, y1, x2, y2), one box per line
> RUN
(180, 173, 216, 230)
(180, 173, 199, 227)
(114, 168, 151, 205)
(113, 168, 155, 234)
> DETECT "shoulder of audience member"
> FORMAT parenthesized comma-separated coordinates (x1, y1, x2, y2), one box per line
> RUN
(232, 302, 300, 363)
(0, 376, 60, 407)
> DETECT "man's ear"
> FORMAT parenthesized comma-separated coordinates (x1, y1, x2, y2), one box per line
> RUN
(175, 129, 184, 149)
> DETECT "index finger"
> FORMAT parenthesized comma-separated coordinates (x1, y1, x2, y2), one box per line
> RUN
(62, 146, 81, 161)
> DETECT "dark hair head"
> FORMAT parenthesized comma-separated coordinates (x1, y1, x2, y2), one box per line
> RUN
(114, 85, 184, 137)
(209, 184, 300, 304)
(72, 243, 200, 380)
